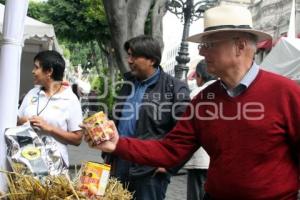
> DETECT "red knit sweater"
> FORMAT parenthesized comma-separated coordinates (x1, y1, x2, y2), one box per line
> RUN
(115, 70, 300, 200)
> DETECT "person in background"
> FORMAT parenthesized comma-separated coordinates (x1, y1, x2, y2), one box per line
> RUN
(103, 35, 190, 200)
(18, 50, 83, 166)
(84, 5, 300, 200)
(87, 88, 100, 114)
(184, 60, 216, 200)
(71, 83, 81, 99)
(190, 60, 216, 98)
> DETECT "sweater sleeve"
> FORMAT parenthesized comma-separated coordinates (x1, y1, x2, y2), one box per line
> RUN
(114, 105, 199, 168)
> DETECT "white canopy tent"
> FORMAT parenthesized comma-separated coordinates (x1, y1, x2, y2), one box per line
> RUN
(260, 0, 300, 82)
(260, 37, 300, 81)
(0, 3, 61, 95)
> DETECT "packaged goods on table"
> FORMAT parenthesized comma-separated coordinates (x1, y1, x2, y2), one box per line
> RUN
(5, 123, 67, 178)
(0, 165, 133, 200)
(77, 161, 111, 198)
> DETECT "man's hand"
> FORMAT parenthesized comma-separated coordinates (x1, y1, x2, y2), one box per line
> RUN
(81, 124, 120, 153)
(152, 167, 168, 177)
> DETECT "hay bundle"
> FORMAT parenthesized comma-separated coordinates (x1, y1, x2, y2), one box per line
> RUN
(0, 170, 82, 200)
(0, 170, 132, 200)
(102, 178, 133, 200)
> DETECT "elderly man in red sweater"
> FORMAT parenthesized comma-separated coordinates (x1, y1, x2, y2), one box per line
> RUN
(85, 5, 300, 200)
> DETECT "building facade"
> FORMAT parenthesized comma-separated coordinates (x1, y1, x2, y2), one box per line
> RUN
(250, 0, 300, 38)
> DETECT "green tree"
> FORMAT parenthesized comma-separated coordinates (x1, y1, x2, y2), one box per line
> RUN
(27, 0, 111, 74)
(89, 67, 122, 117)
(43, 0, 110, 44)
(27, 0, 168, 75)
(27, 1, 48, 21)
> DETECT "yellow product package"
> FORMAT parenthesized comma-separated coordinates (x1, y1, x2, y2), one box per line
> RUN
(78, 161, 111, 197)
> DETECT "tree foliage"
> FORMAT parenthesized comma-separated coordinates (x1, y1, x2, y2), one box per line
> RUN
(18, 0, 168, 75)
(29, 0, 110, 43)
(89, 67, 122, 117)
(27, 0, 111, 72)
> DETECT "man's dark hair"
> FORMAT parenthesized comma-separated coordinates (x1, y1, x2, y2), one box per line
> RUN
(124, 35, 161, 68)
(196, 60, 215, 82)
(34, 50, 65, 81)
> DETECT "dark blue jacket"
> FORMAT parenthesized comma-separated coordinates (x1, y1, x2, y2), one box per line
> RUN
(111, 68, 190, 177)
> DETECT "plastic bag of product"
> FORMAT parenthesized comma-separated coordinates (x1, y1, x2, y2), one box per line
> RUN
(5, 123, 67, 177)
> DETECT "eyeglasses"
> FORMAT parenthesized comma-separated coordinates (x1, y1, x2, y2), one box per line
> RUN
(198, 37, 239, 50)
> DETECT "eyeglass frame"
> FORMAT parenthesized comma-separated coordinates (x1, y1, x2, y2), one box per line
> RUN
(197, 37, 240, 50)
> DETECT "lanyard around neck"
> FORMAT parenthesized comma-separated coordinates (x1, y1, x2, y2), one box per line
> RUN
(36, 84, 62, 116)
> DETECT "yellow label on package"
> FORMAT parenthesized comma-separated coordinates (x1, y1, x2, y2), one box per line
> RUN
(78, 161, 111, 196)
(83, 111, 107, 125)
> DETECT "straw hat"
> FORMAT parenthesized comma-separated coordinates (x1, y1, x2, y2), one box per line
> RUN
(187, 5, 272, 43)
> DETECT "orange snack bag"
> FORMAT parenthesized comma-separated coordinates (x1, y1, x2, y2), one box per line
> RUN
(83, 111, 116, 143)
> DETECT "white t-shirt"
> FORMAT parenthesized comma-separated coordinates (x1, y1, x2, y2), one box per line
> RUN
(18, 86, 83, 166)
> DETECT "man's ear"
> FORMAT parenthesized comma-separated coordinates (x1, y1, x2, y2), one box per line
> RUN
(235, 39, 246, 56)
(150, 59, 155, 67)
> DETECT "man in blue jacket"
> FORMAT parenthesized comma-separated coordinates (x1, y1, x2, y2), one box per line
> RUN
(108, 35, 190, 200)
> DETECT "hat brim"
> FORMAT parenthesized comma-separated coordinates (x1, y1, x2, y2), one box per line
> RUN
(186, 29, 272, 43)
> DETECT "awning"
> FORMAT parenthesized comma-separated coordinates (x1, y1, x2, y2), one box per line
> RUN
(0, 3, 55, 40)
(261, 37, 300, 80)
(257, 32, 300, 50)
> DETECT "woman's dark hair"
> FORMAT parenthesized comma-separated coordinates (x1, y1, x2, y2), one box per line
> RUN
(124, 35, 161, 68)
(71, 83, 80, 99)
(34, 50, 65, 81)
